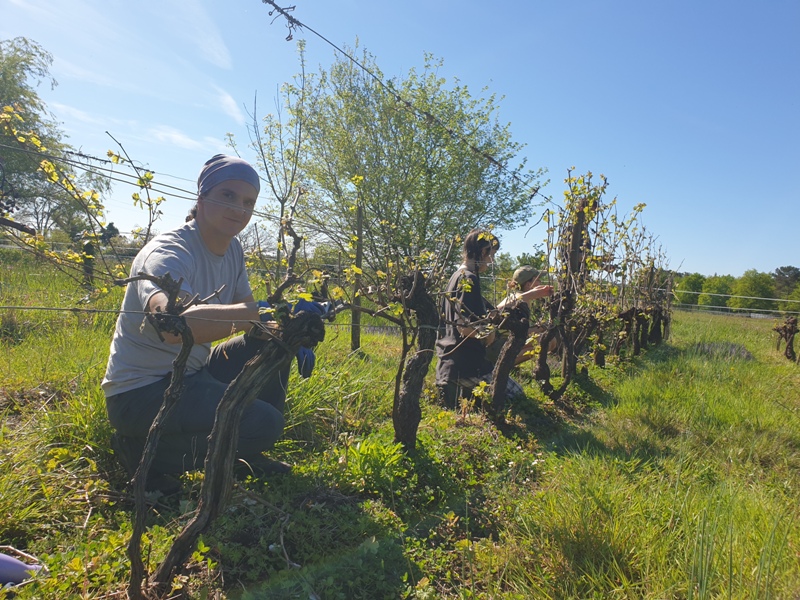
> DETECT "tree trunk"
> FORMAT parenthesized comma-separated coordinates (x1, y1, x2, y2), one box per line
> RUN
(487, 302, 529, 421)
(648, 308, 663, 345)
(392, 271, 438, 451)
(150, 312, 325, 593)
(351, 202, 363, 351)
(637, 309, 649, 351)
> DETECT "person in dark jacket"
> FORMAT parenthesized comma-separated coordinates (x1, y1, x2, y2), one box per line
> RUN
(435, 229, 525, 408)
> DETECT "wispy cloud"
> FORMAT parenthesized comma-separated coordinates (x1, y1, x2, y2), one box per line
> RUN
(147, 125, 226, 152)
(159, 0, 232, 69)
(8, 0, 121, 43)
(50, 102, 111, 126)
(6, 0, 64, 22)
(55, 58, 131, 91)
(213, 86, 245, 125)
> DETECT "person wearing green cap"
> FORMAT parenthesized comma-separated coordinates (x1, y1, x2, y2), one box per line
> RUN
(487, 266, 554, 365)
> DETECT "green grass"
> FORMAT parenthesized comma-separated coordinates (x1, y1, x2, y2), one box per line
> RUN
(489, 312, 800, 599)
(1, 255, 798, 598)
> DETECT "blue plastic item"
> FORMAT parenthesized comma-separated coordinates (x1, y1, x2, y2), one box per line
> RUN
(296, 347, 315, 378)
(0, 552, 41, 585)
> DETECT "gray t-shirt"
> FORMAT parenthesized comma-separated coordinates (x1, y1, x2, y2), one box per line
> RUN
(101, 220, 252, 397)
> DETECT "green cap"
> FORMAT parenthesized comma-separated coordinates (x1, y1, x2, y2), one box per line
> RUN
(512, 266, 544, 285)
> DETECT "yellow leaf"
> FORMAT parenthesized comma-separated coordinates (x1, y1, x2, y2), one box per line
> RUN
(67, 557, 83, 572)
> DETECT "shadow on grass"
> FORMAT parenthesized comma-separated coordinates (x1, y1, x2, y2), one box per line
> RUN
(237, 530, 408, 600)
(502, 342, 688, 464)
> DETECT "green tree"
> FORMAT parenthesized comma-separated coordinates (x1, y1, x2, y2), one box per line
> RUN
(727, 269, 777, 311)
(20, 151, 111, 235)
(2, 38, 120, 289)
(0, 37, 69, 227)
(310, 241, 344, 271)
(255, 46, 543, 349)
(674, 272, 705, 305)
(772, 265, 800, 298)
(493, 251, 515, 276)
(697, 275, 735, 308)
(781, 284, 800, 313)
(292, 47, 542, 271)
(516, 250, 546, 271)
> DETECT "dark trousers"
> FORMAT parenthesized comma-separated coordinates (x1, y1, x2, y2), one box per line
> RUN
(106, 335, 289, 474)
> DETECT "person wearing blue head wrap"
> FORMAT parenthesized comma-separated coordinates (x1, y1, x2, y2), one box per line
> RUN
(197, 154, 261, 196)
(179, 154, 262, 255)
(102, 154, 308, 493)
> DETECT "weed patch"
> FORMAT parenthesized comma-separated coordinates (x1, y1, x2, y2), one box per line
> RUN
(690, 341, 755, 361)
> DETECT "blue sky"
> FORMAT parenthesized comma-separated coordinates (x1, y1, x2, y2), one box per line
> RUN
(2, 0, 798, 276)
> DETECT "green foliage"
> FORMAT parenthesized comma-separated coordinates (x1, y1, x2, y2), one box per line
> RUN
(727, 269, 777, 311)
(0, 37, 55, 128)
(338, 435, 408, 497)
(274, 45, 543, 273)
(675, 272, 706, 305)
(0, 37, 70, 231)
(772, 265, 800, 298)
(2, 37, 124, 290)
(515, 249, 546, 271)
(779, 284, 800, 313)
(698, 274, 735, 307)
(2, 260, 799, 599)
(492, 251, 515, 277)
(240, 535, 407, 600)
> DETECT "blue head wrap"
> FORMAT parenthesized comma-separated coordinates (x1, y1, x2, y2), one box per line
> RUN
(197, 154, 260, 196)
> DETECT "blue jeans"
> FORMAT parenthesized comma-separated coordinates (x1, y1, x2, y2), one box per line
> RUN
(106, 334, 289, 474)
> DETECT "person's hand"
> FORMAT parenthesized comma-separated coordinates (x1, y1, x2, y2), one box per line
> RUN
(296, 346, 315, 378)
(524, 285, 553, 301)
(257, 298, 330, 323)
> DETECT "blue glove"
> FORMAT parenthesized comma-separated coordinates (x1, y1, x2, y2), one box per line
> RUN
(259, 299, 329, 323)
(292, 298, 327, 316)
(296, 346, 315, 378)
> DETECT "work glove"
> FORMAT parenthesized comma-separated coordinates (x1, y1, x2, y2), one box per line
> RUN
(258, 299, 332, 323)
(292, 298, 328, 316)
(296, 346, 315, 378)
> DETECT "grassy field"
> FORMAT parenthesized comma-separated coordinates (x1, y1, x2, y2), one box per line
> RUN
(1, 252, 798, 599)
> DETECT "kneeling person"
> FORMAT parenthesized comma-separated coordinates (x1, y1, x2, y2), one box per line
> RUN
(102, 155, 305, 492)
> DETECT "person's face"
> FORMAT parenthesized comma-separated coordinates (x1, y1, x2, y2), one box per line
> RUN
(522, 275, 540, 291)
(197, 179, 258, 238)
(477, 246, 497, 273)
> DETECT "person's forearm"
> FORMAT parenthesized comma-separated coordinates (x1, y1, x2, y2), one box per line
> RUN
(522, 285, 553, 302)
(168, 302, 261, 344)
(457, 324, 495, 346)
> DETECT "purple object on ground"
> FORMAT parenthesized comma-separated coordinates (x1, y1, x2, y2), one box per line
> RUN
(0, 552, 41, 585)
